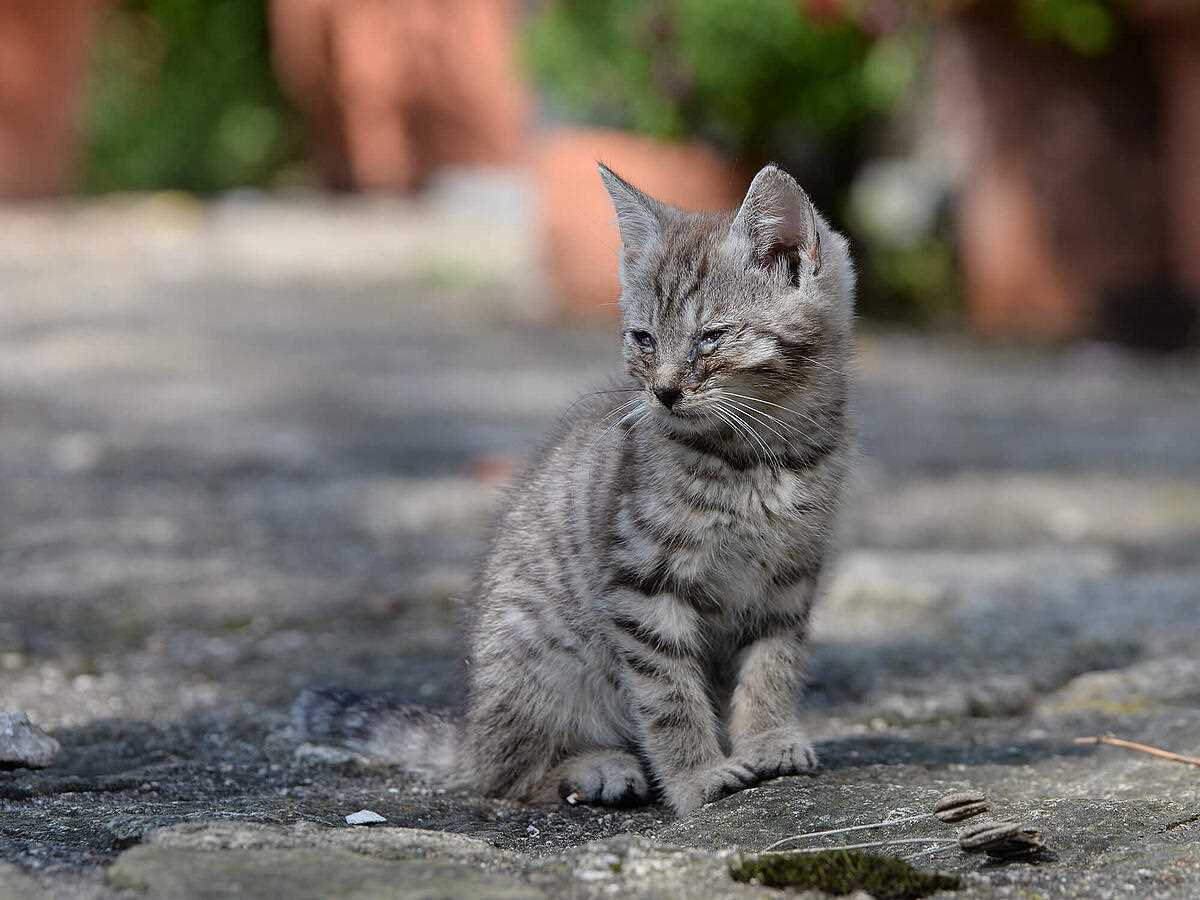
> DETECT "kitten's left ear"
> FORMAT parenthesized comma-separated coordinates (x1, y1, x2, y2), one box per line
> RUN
(598, 162, 666, 260)
(731, 164, 821, 275)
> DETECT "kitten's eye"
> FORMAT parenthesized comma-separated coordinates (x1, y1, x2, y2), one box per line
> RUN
(696, 327, 727, 357)
(627, 330, 656, 353)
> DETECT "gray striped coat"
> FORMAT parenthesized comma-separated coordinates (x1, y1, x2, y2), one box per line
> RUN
(296, 163, 856, 816)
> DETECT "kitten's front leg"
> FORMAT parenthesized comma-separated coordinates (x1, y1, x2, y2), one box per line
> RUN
(729, 630, 818, 780)
(611, 604, 758, 816)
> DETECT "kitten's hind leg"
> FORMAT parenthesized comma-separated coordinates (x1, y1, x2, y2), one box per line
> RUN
(553, 749, 650, 807)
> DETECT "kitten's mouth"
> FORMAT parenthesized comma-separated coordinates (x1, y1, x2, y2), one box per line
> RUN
(664, 405, 696, 418)
(650, 399, 697, 420)
(650, 402, 707, 431)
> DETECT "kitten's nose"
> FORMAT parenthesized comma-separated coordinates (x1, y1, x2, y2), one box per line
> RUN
(654, 386, 682, 409)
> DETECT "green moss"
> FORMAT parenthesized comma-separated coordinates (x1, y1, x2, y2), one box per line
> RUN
(729, 850, 960, 899)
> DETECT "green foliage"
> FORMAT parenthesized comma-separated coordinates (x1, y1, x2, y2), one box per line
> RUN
(523, 0, 897, 161)
(1017, 0, 1119, 56)
(730, 850, 961, 899)
(860, 236, 962, 324)
(82, 0, 303, 194)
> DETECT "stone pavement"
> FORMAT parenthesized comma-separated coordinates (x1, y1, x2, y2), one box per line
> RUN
(1, 193, 1199, 898)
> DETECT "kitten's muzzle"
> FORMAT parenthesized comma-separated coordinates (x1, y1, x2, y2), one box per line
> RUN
(654, 386, 683, 410)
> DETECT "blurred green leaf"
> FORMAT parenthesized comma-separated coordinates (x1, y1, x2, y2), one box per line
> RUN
(863, 34, 918, 110)
(1018, 0, 1117, 56)
(82, 0, 303, 193)
(523, 0, 881, 161)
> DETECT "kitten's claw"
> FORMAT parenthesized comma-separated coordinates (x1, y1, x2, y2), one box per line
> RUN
(737, 727, 819, 781)
(556, 750, 649, 808)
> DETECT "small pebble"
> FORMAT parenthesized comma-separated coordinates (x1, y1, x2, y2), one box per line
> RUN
(526, 825, 540, 837)
(0, 711, 61, 769)
(345, 809, 387, 826)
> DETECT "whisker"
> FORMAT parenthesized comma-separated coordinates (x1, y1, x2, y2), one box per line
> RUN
(715, 400, 777, 468)
(721, 391, 838, 442)
(708, 404, 757, 465)
(579, 387, 644, 396)
(590, 402, 646, 451)
(776, 406, 838, 443)
(721, 398, 787, 445)
(602, 403, 646, 437)
(623, 411, 647, 439)
(720, 396, 838, 476)
(729, 404, 781, 469)
(720, 391, 822, 426)
(620, 410, 651, 459)
(797, 355, 851, 378)
(552, 386, 645, 424)
(593, 397, 644, 429)
(720, 396, 794, 446)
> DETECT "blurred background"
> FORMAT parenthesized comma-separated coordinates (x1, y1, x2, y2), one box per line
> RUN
(2, 0, 1199, 341)
(3, 1, 1200, 879)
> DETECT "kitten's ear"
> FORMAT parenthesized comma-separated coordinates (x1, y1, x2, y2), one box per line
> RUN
(732, 164, 821, 274)
(598, 163, 665, 259)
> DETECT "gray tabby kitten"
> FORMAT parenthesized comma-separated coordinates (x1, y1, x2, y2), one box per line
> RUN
(296, 163, 855, 816)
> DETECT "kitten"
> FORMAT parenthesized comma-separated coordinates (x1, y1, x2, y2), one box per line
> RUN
(296, 163, 855, 816)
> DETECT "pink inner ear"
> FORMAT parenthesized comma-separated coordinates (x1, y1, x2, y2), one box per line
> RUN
(806, 204, 822, 274)
(735, 167, 817, 265)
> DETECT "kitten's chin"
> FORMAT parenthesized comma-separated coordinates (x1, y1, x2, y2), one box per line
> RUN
(652, 406, 711, 435)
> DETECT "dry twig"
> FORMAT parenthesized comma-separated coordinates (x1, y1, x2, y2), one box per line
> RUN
(1074, 736, 1200, 768)
(760, 792, 989, 852)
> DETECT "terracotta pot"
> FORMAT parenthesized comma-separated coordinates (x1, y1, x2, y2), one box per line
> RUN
(0, 0, 109, 198)
(534, 128, 746, 320)
(1147, 17, 1200, 296)
(270, 0, 529, 192)
(935, 4, 1199, 345)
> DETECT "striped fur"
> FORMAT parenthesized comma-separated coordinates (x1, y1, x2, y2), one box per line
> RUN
(294, 164, 855, 816)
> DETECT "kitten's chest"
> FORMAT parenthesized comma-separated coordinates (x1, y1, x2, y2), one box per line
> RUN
(665, 463, 825, 595)
(680, 462, 814, 534)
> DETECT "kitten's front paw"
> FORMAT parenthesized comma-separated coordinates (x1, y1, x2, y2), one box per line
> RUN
(665, 761, 760, 816)
(736, 727, 819, 781)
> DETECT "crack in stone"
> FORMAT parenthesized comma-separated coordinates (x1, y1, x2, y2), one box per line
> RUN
(1162, 811, 1200, 832)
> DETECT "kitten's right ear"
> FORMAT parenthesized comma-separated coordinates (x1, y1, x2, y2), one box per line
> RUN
(598, 163, 665, 259)
(731, 164, 820, 275)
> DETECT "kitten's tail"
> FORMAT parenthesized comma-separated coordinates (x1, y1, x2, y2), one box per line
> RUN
(291, 686, 463, 781)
